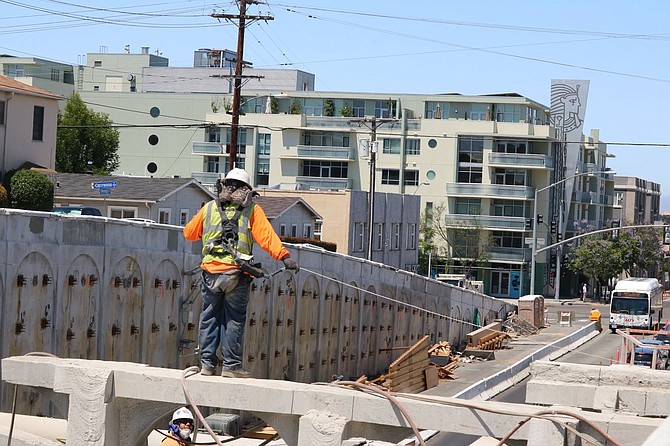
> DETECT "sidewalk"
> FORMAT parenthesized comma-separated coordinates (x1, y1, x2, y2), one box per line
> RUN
(422, 297, 601, 400)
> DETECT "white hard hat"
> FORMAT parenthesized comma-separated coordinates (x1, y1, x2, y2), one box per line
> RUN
(171, 407, 194, 424)
(224, 168, 252, 188)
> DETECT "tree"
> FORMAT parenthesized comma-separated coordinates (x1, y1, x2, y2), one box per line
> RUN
(323, 99, 335, 117)
(56, 93, 120, 174)
(418, 208, 447, 276)
(10, 170, 53, 211)
(0, 183, 8, 208)
(568, 237, 624, 298)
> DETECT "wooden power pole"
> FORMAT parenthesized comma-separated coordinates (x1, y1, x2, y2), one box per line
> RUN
(212, 1, 273, 172)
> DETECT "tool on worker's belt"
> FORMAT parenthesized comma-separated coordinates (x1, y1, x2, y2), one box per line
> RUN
(205, 239, 267, 278)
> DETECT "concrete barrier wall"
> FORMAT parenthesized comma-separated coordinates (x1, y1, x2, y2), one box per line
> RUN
(0, 209, 516, 416)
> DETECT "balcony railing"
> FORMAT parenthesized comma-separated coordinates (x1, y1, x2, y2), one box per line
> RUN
(191, 171, 220, 185)
(295, 176, 351, 190)
(444, 214, 526, 231)
(488, 247, 532, 263)
(297, 145, 353, 160)
(192, 141, 223, 155)
(488, 153, 553, 169)
(572, 191, 614, 206)
(446, 183, 535, 199)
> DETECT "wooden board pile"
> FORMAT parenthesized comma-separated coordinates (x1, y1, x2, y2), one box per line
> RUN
(502, 312, 539, 336)
(428, 341, 459, 380)
(466, 321, 509, 351)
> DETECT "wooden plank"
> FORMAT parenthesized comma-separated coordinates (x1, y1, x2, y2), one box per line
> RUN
(388, 335, 429, 369)
(388, 365, 430, 388)
(387, 360, 430, 384)
(389, 354, 429, 375)
(392, 378, 426, 394)
(466, 321, 502, 347)
(424, 367, 439, 389)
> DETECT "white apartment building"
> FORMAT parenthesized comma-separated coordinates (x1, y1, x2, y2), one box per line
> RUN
(0, 50, 614, 297)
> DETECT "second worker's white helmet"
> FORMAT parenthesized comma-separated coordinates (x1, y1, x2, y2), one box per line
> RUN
(224, 168, 252, 188)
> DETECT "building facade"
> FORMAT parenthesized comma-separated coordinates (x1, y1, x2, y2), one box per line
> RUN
(613, 176, 661, 224)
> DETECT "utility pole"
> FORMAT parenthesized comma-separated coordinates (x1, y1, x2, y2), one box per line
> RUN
(350, 116, 397, 260)
(212, 1, 273, 172)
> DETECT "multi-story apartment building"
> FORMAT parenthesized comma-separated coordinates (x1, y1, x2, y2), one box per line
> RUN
(613, 176, 661, 224)
(1, 49, 615, 297)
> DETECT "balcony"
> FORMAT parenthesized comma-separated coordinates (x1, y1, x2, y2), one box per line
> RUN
(572, 191, 614, 206)
(488, 247, 531, 263)
(444, 214, 526, 231)
(446, 183, 535, 199)
(297, 145, 353, 161)
(488, 153, 553, 169)
(191, 172, 220, 185)
(295, 176, 351, 191)
(192, 141, 222, 155)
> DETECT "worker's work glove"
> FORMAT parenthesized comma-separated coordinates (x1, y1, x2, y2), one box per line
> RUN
(282, 257, 299, 272)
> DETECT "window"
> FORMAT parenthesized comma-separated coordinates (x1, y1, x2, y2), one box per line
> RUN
(303, 131, 349, 147)
(302, 160, 348, 178)
(614, 192, 624, 207)
(93, 60, 102, 67)
(303, 224, 312, 239)
(93, 86, 100, 91)
(32, 106, 44, 141)
(457, 137, 483, 183)
(375, 223, 384, 251)
(405, 139, 420, 155)
(469, 103, 489, 121)
(375, 100, 392, 118)
(50, 68, 60, 82)
(352, 99, 365, 117)
(0, 100, 5, 125)
(110, 207, 136, 219)
(492, 231, 523, 248)
(425, 202, 433, 227)
(4, 64, 25, 77)
(493, 169, 527, 186)
(451, 229, 479, 259)
(257, 133, 271, 155)
(455, 198, 481, 215)
(180, 209, 189, 226)
(256, 160, 270, 186)
(495, 140, 529, 154)
(353, 222, 365, 252)
(391, 223, 401, 250)
(381, 169, 400, 185)
(492, 199, 526, 217)
(303, 99, 323, 116)
(158, 208, 171, 224)
(206, 156, 220, 173)
(404, 170, 419, 186)
(383, 138, 401, 154)
(314, 220, 322, 241)
(425, 101, 449, 119)
(279, 224, 286, 236)
(495, 104, 522, 122)
(291, 224, 298, 237)
(407, 223, 416, 250)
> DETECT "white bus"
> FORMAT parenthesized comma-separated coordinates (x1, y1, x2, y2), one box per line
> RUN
(609, 278, 663, 333)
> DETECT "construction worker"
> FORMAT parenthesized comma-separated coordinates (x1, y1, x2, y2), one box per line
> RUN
(184, 168, 299, 378)
(589, 307, 602, 332)
(162, 407, 194, 445)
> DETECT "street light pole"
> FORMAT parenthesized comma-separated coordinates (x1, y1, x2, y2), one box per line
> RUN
(529, 170, 614, 296)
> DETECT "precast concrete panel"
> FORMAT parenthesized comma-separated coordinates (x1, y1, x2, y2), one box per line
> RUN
(450, 305, 463, 349)
(269, 271, 297, 380)
(4, 251, 56, 416)
(360, 285, 379, 376)
(58, 254, 100, 360)
(178, 271, 202, 370)
(317, 280, 342, 382)
(143, 258, 181, 368)
(340, 281, 360, 380)
(377, 284, 396, 372)
(295, 274, 320, 383)
(102, 256, 143, 362)
(245, 275, 272, 379)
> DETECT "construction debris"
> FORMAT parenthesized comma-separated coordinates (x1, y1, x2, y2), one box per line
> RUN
(503, 312, 540, 336)
(466, 321, 509, 350)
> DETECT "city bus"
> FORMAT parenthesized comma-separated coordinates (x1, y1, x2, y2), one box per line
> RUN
(609, 278, 663, 333)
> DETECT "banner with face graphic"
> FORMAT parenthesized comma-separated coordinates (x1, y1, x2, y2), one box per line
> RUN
(550, 79, 590, 233)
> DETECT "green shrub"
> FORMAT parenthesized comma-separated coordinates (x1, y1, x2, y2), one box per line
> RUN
(10, 170, 54, 211)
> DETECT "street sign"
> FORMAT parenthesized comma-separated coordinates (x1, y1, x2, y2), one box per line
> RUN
(91, 181, 118, 190)
(99, 188, 111, 195)
(525, 237, 545, 247)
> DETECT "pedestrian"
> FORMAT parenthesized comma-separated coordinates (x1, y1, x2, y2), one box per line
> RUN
(162, 407, 194, 445)
(184, 168, 299, 378)
(582, 282, 588, 302)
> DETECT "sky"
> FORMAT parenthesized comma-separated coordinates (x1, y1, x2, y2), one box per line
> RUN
(2, 1, 670, 208)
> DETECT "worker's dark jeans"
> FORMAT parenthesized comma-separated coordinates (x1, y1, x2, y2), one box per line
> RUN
(199, 270, 250, 373)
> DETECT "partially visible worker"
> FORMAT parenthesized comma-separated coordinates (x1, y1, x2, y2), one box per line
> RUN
(162, 407, 194, 445)
(184, 168, 299, 378)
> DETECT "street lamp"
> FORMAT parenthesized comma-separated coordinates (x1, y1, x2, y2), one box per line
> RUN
(529, 169, 615, 296)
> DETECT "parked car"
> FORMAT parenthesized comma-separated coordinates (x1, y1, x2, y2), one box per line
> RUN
(654, 323, 670, 345)
(631, 339, 670, 369)
(52, 206, 102, 216)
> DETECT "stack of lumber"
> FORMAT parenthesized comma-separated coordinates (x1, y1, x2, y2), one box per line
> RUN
(428, 341, 459, 379)
(385, 335, 431, 393)
(503, 313, 539, 336)
(465, 321, 508, 350)
(428, 341, 451, 357)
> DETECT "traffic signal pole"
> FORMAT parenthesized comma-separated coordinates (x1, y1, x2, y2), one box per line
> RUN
(530, 188, 539, 294)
